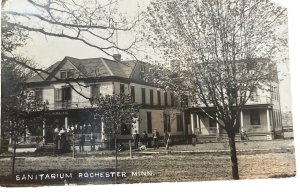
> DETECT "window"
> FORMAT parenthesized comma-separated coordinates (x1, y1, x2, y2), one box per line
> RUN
(91, 84, 100, 98)
(120, 84, 125, 94)
(250, 110, 260, 125)
(180, 95, 188, 107)
(60, 71, 67, 79)
(54, 87, 71, 108)
(164, 92, 168, 106)
(147, 112, 152, 133)
(60, 70, 75, 79)
(140, 65, 146, 72)
(163, 113, 171, 132)
(250, 87, 258, 101)
(33, 88, 43, 102)
(131, 86, 135, 102)
(157, 91, 161, 106)
(141, 88, 146, 104)
(209, 118, 217, 128)
(150, 89, 154, 105)
(140, 73, 144, 79)
(176, 114, 183, 131)
(62, 87, 71, 101)
(170, 93, 175, 107)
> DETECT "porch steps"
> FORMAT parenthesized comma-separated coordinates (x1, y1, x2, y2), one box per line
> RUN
(196, 134, 241, 143)
(36, 143, 57, 153)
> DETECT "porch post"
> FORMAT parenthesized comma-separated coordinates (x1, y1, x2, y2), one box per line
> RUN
(240, 110, 244, 132)
(182, 111, 186, 136)
(9, 121, 12, 145)
(101, 121, 105, 141)
(64, 116, 68, 130)
(216, 118, 220, 134)
(196, 114, 200, 133)
(42, 120, 46, 144)
(190, 113, 194, 134)
(266, 109, 271, 132)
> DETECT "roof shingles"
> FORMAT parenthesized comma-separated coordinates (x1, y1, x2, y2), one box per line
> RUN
(26, 56, 139, 83)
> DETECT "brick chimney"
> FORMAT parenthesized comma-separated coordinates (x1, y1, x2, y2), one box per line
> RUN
(113, 54, 121, 61)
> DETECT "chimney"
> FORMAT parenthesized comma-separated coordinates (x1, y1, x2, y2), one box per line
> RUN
(113, 54, 121, 61)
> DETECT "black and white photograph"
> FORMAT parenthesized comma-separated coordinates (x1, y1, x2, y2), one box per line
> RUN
(0, 0, 297, 190)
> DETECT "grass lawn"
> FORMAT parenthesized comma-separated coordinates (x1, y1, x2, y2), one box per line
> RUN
(0, 149, 296, 186)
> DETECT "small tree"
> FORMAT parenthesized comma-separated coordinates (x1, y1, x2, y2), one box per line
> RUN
(145, 0, 287, 180)
(93, 93, 138, 184)
(3, 84, 47, 178)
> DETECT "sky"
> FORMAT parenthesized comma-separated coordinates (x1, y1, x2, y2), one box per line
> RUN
(2, 0, 295, 112)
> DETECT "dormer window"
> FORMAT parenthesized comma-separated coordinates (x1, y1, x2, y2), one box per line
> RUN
(60, 69, 75, 79)
(60, 71, 67, 79)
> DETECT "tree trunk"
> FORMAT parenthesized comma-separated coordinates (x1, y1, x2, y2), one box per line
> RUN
(11, 137, 16, 180)
(228, 132, 239, 180)
(114, 133, 117, 184)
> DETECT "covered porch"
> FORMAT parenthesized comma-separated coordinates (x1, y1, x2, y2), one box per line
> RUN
(188, 105, 278, 141)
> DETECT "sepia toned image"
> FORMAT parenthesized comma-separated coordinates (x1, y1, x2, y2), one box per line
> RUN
(0, 0, 296, 188)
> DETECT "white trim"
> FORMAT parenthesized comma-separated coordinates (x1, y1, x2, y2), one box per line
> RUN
(266, 109, 271, 131)
(191, 113, 194, 134)
(240, 110, 244, 132)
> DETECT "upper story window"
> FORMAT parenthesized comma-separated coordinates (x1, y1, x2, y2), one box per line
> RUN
(157, 90, 161, 106)
(140, 65, 146, 72)
(131, 86, 135, 102)
(170, 93, 175, 107)
(120, 84, 125, 94)
(91, 84, 100, 98)
(250, 87, 258, 102)
(29, 88, 43, 103)
(60, 69, 75, 79)
(180, 95, 188, 107)
(55, 86, 72, 108)
(150, 89, 154, 105)
(164, 92, 168, 106)
(141, 88, 146, 105)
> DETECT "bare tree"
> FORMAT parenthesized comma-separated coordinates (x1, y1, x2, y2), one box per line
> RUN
(145, 0, 287, 179)
(2, 0, 143, 100)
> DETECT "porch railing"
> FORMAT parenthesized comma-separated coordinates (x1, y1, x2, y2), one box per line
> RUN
(51, 101, 91, 110)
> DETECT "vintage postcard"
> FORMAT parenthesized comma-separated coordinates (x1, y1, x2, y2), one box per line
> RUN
(0, 0, 297, 190)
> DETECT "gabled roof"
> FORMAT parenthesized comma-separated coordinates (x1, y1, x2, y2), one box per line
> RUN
(26, 61, 61, 83)
(26, 56, 145, 83)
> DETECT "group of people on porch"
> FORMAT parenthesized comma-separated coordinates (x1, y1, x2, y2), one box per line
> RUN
(53, 124, 97, 153)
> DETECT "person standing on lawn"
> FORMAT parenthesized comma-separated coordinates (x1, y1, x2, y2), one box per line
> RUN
(133, 130, 140, 149)
(142, 130, 149, 147)
(79, 134, 85, 152)
(90, 132, 96, 151)
(153, 128, 160, 149)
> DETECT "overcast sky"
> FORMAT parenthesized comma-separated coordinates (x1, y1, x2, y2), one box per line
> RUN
(3, 0, 296, 112)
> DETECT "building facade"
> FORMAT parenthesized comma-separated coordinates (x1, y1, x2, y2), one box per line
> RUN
(25, 55, 184, 146)
(187, 80, 283, 141)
